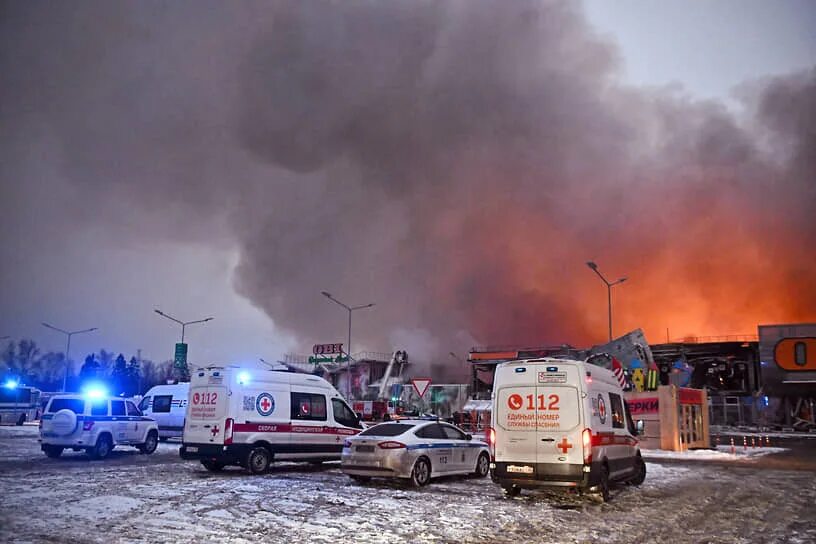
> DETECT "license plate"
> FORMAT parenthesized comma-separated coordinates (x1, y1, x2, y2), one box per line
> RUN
(186, 446, 198, 453)
(356, 445, 374, 452)
(507, 465, 534, 474)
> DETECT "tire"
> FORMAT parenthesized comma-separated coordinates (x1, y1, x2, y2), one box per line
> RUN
(349, 475, 371, 483)
(245, 446, 272, 474)
(598, 463, 611, 502)
(410, 457, 431, 487)
(16, 413, 26, 426)
(201, 460, 225, 472)
(43, 445, 63, 458)
(139, 430, 158, 455)
(502, 485, 521, 497)
(90, 434, 113, 460)
(628, 455, 646, 486)
(473, 452, 490, 478)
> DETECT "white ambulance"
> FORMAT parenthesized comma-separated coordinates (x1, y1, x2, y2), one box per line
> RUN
(180, 366, 364, 473)
(488, 358, 645, 501)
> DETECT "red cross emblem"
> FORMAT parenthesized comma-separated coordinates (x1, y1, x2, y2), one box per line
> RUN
(260, 397, 272, 412)
(211, 425, 220, 437)
(557, 437, 573, 454)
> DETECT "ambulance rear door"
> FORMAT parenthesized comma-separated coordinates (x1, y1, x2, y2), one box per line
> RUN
(533, 364, 584, 467)
(184, 370, 229, 445)
(494, 364, 538, 473)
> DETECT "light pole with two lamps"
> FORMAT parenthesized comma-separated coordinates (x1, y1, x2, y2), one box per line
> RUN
(41, 323, 99, 392)
(321, 291, 375, 401)
(154, 309, 213, 380)
(585, 261, 627, 342)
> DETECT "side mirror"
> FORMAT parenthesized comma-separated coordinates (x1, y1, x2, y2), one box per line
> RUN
(636, 420, 644, 435)
(466, 434, 473, 441)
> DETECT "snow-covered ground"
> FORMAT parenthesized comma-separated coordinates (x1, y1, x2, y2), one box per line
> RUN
(1, 426, 815, 543)
(642, 445, 787, 461)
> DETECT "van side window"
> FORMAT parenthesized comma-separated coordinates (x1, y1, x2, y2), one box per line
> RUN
(608, 393, 625, 429)
(152, 395, 172, 413)
(291, 393, 327, 421)
(331, 399, 360, 428)
(623, 401, 636, 435)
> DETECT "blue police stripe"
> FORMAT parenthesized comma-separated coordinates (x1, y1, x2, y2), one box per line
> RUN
(41, 414, 152, 422)
(406, 442, 484, 450)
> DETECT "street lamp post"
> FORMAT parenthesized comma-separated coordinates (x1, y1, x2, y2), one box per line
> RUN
(154, 309, 213, 380)
(585, 261, 627, 342)
(154, 309, 213, 343)
(41, 323, 99, 392)
(321, 291, 374, 401)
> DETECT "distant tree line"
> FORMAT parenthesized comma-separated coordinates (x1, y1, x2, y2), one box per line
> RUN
(1, 339, 176, 396)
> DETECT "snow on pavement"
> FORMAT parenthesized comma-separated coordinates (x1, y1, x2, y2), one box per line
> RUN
(1, 426, 815, 543)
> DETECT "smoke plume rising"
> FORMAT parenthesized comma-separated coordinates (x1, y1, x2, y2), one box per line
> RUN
(1, 1, 814, 370)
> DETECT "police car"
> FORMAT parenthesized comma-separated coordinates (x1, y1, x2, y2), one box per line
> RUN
(39, 392, 159, 459)
(341, 419, 490, 487)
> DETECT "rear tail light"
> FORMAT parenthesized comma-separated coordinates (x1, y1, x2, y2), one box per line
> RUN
(486, 427, 496, 460)
(582, 428, 593, 464)
(224, 418, 234, 445)
(83, 421, 95, 431)
(377, 441, 406, 449)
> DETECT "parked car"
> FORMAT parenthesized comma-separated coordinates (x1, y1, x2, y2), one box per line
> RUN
(341, 419, 491, 487)
(39, 393, 159, 459)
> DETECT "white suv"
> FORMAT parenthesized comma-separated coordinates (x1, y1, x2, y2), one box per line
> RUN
(39, 394, 159, 459)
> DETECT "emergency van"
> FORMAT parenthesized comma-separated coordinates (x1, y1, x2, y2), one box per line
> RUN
(489, 358, 645, 501)
(179, 366, 364, 473)
(138, 383, 189, 440)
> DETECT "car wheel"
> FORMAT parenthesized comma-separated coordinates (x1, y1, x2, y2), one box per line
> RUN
(410, 457, 431, 487)
(139, 430, 158, 454)
(245, 446, 272, 474)
(349, 475, 371, 483)
(91, 434, 113, 460)
(502, 485, 521, 497)
(598, 463, 611, 502)
(628, 455, 646, 486)
(43, 445, 63, 458)
(473, 452, 490, 478)
(201, 460, 225, 472)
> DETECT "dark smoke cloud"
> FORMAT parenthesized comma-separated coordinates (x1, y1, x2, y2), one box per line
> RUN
(1, 1, 814, 374)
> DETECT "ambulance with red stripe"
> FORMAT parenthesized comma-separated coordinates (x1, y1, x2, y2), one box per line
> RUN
(488, 358, 646, 501)
(180, 367, 364, 473)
